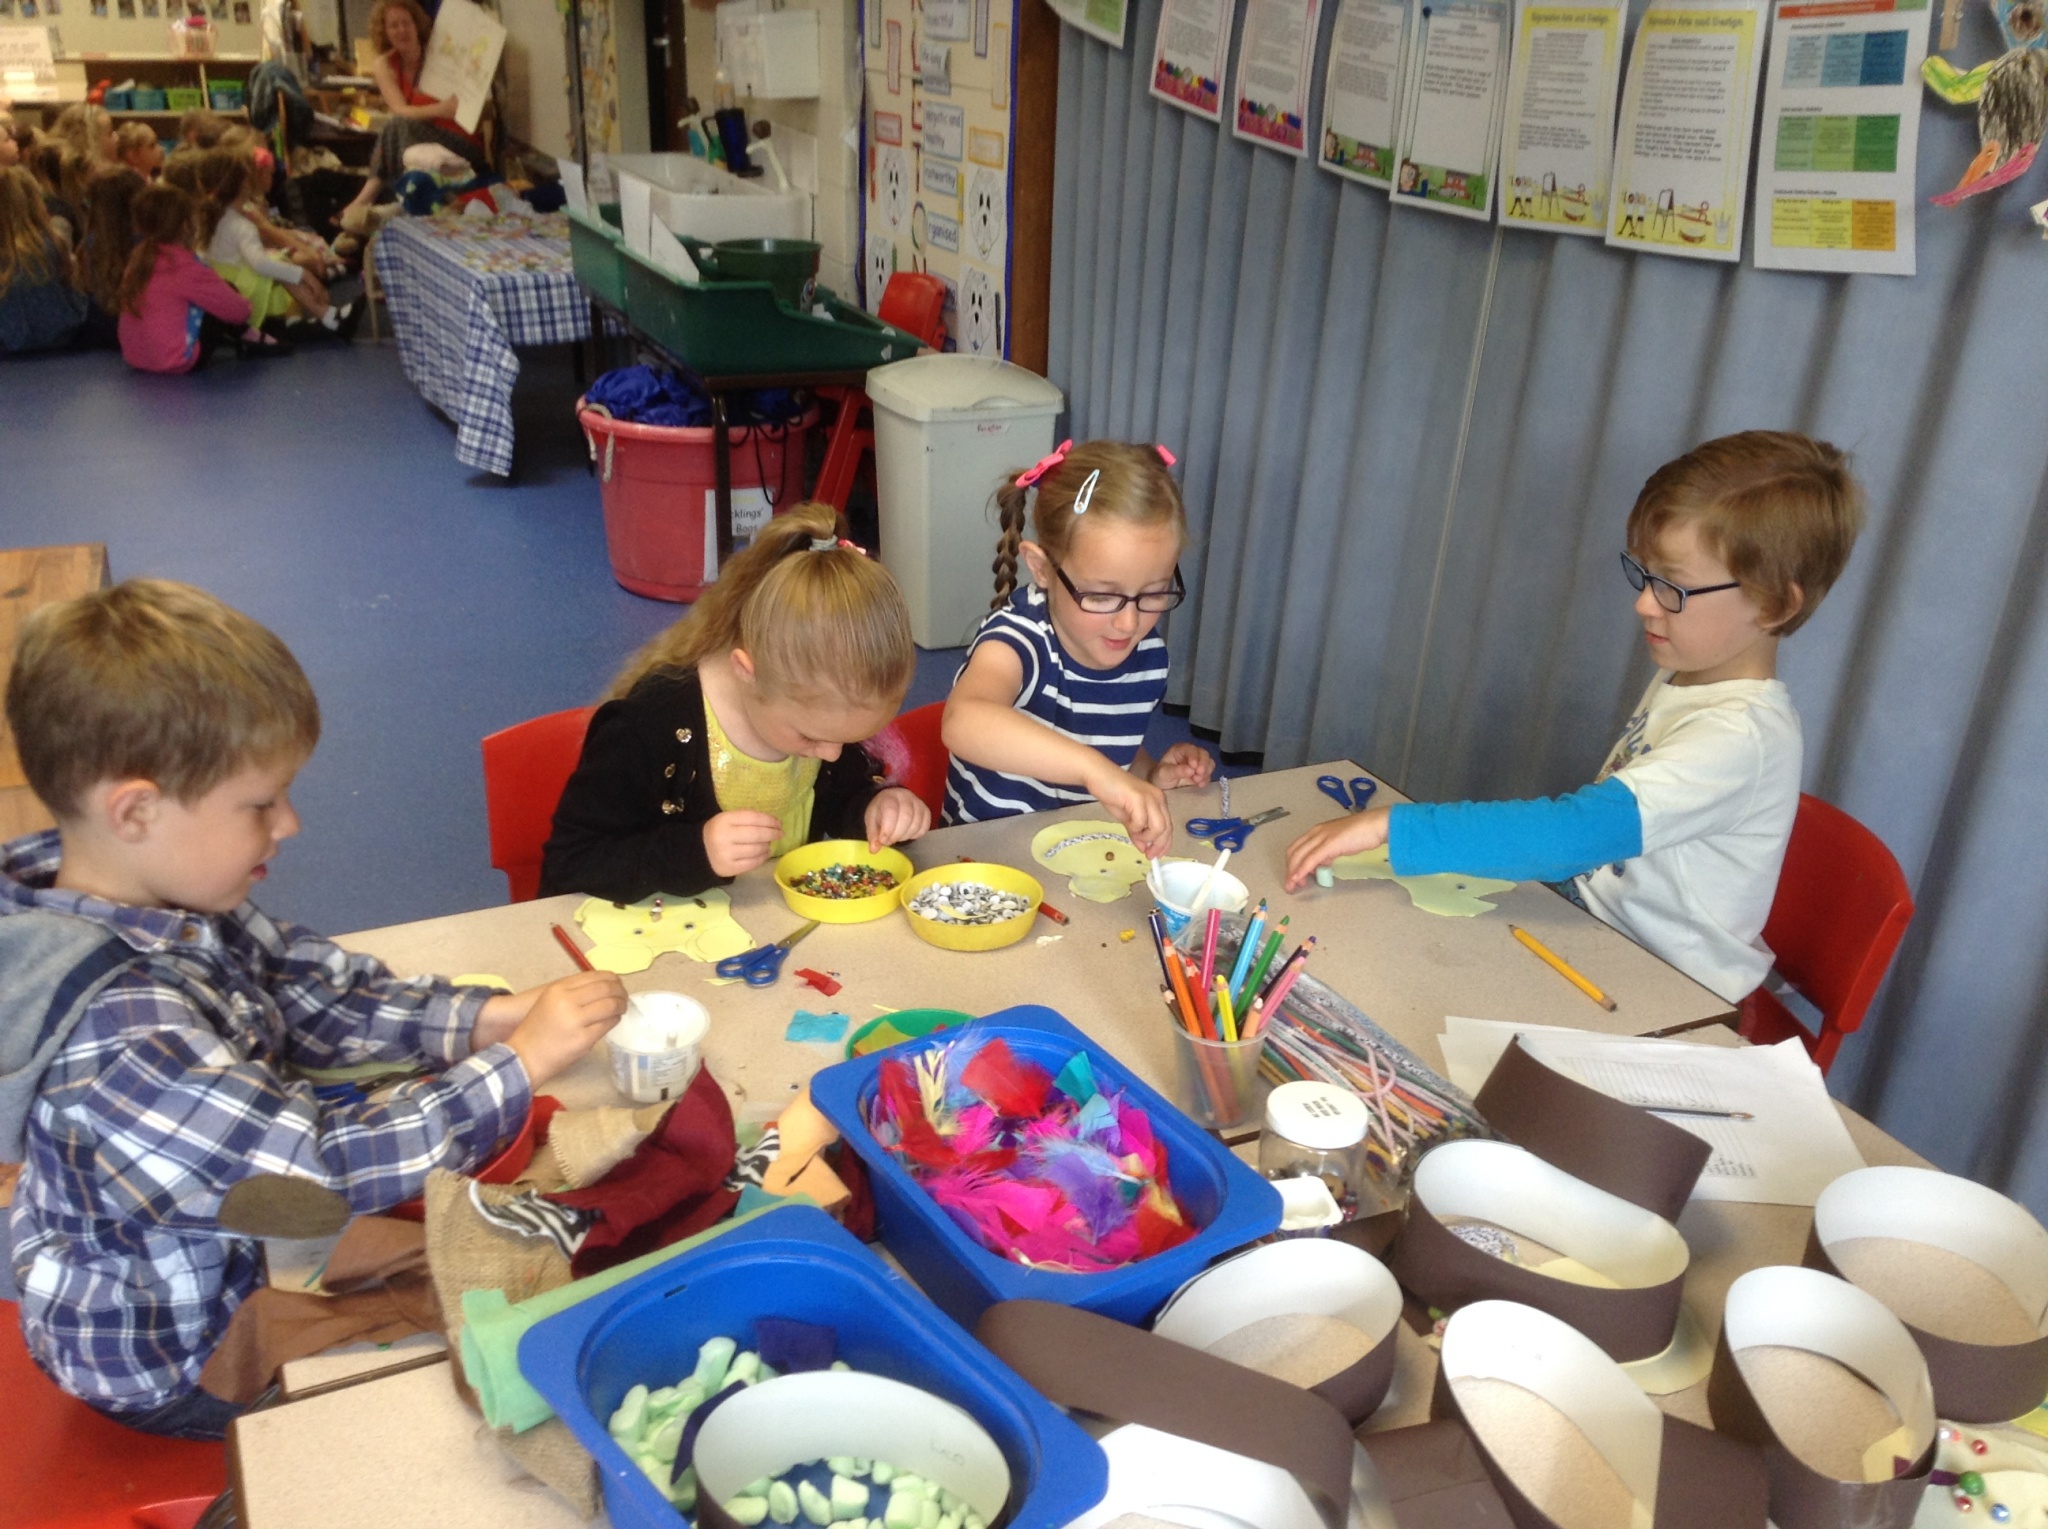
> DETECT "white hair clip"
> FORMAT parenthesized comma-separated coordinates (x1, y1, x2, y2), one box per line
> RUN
(1072, 469, 1102, 516)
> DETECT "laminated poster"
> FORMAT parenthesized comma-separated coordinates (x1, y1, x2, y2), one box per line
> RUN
(1048, 0, 1128, 48)
(1390, 0, 1512, 218)
(1752, 0, 1928, 275)
(1498, 0, 1624, 233)
(1605, 0, 1766, 260)
(1318, 0, 1412, 185)
(1152, 0, 1235, 121)
(1234, 0, 1325, 155)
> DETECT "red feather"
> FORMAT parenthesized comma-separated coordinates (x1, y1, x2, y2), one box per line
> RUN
(876, 1058, 957, 1168)
(960, 1039, 1054, 1119)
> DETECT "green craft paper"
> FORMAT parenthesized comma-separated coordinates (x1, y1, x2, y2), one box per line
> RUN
(1328, 847, 1519, 918)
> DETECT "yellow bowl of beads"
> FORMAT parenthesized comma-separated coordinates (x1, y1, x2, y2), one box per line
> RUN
(773, 841, 915, 924)
(897, 862, 1046, 952)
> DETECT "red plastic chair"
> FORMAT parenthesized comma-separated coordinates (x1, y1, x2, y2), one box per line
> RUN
(868, 701, 950, 821)
(1737, 793, 1914, 1074)
(480, 706, 597, 903)
(1, 1306, 226, 1529)
(815, 274, 950, 514)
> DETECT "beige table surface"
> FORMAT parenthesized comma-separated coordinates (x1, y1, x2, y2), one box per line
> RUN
(236, 762, 1909, 1528)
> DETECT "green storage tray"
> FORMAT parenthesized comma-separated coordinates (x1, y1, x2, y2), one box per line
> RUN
(165, 87, 205, 111)
(564, 205, 628, 311)
(619, 242, 924, 378)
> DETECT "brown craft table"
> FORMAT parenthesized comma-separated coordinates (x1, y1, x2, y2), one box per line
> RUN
(231, 762, 1918, 1527)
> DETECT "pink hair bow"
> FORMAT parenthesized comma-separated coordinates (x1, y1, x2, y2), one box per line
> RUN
(1016, 439, 1075, 488)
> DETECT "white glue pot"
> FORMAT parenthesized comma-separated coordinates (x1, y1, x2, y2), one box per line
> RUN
(606, 991, 709, 1103)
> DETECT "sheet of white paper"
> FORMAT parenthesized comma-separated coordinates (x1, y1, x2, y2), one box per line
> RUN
(1439, 1017, 1865, 1206)
(1318, 0, 1411, 185)
(1234, 0, 1325, 155)
(1751, 0, 1927, 275)
(618, 173, 653, 256)
(1389, 0, 1511, 219)
(558, 158, 588, 215)
(647, 218, 701, 280)
(1151, 0, 1236, 123)
(414, 0, 506, 135)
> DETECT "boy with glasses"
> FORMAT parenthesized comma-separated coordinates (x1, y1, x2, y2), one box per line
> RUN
(1286, 431, 1866, 1002)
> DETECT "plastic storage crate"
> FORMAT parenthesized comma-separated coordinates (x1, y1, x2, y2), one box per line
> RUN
(810, 1005, 1284, 1329)
(208, 81, 243, 109)
(165, 87, 204, 111)
(518, 1205, 1107, 1529)
(620, 244, 924, 378)
(131, 88, 170, 110)
(564, 205, 628, 311)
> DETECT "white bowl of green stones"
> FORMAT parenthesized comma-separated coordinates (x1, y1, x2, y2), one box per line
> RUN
(897, 863, 1045, 953)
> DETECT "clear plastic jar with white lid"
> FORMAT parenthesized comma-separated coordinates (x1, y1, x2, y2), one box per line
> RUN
(1257, 1081, 1374, 1220)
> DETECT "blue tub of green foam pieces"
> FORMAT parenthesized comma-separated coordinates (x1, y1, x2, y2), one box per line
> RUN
(517, 1204, 1106, 1529)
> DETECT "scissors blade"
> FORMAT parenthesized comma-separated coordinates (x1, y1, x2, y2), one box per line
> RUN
(1244, 807, 1290, 827)
(777, 921, 821, 951)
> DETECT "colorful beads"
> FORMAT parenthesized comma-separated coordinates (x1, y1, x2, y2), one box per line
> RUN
(1960, 1472, 1987, 1496)
(791, 864, 900, 899)
(1989, 1505, 2010, 1523)
(1972, 1438, 1991, 1455)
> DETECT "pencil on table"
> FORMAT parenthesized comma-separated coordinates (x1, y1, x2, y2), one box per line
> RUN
(1508, 924, 1617, 1011)
(552, 923, 594, 972)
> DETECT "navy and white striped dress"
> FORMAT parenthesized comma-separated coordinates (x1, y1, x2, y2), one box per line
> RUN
(943, 584, 1171, 825)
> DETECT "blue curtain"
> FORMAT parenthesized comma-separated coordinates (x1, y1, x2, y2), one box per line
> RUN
(1051, 0, 2048, 1213)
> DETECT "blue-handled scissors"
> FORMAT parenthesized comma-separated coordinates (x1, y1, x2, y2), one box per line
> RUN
(1186, 806, 1290, 853)
(1317, 774, 1378, 812)
(714, 920, 820, 987)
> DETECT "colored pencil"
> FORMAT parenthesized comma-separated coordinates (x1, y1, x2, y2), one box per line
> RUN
(1508, 924, 1617, 1011)
(1254, 936, 1318, 1026)
(1198, 907, 1223, 998)
(1238, 919, 1290, 1008)
(1179, 950, 1216, 1038)
(1215, 977, 1237, 1043)
(551, 923, 594, 972)
(1038, 901, 1069, 925)
(1160, 925, 1203, 1036)
(1227, 900, 1268, 1004)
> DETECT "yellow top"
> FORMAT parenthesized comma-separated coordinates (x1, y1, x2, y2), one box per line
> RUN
(703, 693, 817, 858)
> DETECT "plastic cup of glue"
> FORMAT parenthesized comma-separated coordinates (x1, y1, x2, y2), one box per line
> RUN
(606, 991, 709, 1103)
(1149, 860, 1250, 938)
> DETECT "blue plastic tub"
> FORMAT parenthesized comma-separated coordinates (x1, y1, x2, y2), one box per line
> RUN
(518, 1204, 1106, 1529)
(809, 1004, 1283, 1330)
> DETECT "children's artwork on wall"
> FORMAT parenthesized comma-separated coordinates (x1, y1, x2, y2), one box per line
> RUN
(1318, 0, 1410, 185)
(967, 164, 1005, 258)
(957, 260, 1002, 351)
(1151, 0, 1235, 122)
(872, 140, 911, 230)
(118, 0, 134, 16)
(1497, 0, 1623, 234)
(1389, 0, 1511, 217)
(1047, 0, 1128, 48)
(1924, 0, 2048, 207)
(1233, 0, 1323, 154)
(866, 230, 897, 307)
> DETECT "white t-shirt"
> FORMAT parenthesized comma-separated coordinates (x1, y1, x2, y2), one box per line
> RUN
(1577, 673, 1802, 1002)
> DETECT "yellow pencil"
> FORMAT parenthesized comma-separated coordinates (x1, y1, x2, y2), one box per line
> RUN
(1215, 977, 1238, 1042)
(1509, 925, 1617, 1012)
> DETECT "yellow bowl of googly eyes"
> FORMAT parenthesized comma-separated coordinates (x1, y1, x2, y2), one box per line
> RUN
(773, 841, 916, 924)
(897, 862, 1046, 952)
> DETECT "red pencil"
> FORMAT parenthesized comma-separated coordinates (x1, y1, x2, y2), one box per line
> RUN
(551, 923, 595, 972)
(1247, 937, 1318, 1035)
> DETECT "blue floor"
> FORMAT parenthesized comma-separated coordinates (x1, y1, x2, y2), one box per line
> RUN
(1, 339, 1202, 935)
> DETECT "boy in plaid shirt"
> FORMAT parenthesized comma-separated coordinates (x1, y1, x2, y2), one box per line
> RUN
(0, 579, 626, 1438)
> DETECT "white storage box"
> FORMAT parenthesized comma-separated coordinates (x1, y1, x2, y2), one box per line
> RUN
(716, 8, 821, 99)
(608, 153, 812, 260)
(866, 356, 1065, 650)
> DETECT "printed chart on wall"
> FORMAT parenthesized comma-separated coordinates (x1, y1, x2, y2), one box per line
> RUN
(1752, 0, 1928, 274)
(1235, 0, 1325, 154)
(1498, 0, 1624, 233)
(1606, 0, 1766, 260)
(862, 0, 1018, 355)
(1048, 0, 1128, 47)
(1152, 0, 1235, 121)
(1390, 0, 1512, 217)
(1319, 0, 1411, 184)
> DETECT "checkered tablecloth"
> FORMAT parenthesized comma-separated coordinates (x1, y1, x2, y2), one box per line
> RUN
(373, 213, 592, 477)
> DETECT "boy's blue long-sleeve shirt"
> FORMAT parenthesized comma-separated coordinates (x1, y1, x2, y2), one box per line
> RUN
(1389, 776, 1644, 884)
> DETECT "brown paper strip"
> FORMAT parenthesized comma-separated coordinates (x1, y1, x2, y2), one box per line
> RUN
(1389, 1181, 1685, 1363)
(1804, 1228, 2048, 1425)
(1313, 1321, 1399, 1427)
(1357, 1420, 1518, 1529)
(1473, 1040, 1711, 1223)
(1706, 1325, 1933, 1529)
(977, 1299, 1355, 1529)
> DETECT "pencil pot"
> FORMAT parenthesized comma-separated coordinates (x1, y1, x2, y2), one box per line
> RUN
(1168, 1026, 1269, 1131)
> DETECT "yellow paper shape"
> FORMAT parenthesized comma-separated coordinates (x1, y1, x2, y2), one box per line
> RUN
(573, 890, 756, 973)
(1030, 820, 1152, 903)
(1329, 847, 1518, 918)
(451, 972, 513, 991)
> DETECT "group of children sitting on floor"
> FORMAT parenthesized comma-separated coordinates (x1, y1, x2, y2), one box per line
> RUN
(0, 428, 1861, 1439)
(0, 102, 358, 368)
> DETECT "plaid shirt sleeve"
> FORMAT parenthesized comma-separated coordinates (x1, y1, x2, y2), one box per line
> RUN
(67, 979, 531, 1229)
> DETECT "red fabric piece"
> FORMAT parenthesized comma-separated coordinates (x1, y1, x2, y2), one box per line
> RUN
(794, 968, 842, 997)
(548, 1065, 740, 1275)
(960, 1039, 1053, 1119)
(834, 1144, 876, 1242)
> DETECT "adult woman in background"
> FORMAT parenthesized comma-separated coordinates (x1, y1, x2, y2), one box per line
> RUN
(334, 0, 489, 231)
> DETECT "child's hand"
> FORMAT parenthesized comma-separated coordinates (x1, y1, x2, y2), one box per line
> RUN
(864, 786, 930, 850)
(1151, 743, 1215, 791)
(503, 971, 627, 1087)
(1283, 807, 1394, 892)
(1091, 764, 1172, 859)
(703, 810, 783, 877)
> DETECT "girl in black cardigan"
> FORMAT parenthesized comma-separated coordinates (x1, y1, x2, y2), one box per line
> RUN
(540, 503, 930, 902)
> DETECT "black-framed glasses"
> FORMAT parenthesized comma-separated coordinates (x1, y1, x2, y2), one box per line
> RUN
(1049, 559, 1187, 615)
(1620, 551, 1741, 614)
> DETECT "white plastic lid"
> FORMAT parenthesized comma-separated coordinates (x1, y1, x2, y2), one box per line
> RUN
(864, 354, 1065, 423)
(1262, 1082, 1369, 1151)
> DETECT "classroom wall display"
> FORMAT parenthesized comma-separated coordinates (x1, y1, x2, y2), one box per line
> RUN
(1389, 0, 1511, 217)
(1605, 0, 1767, 259)
(1317, 0, 1410, 183)
(1048, 0, 1128, 47)
(0, 22, 58, 98)
(1497, 0, 1624, 234)
(1151, 0, 1235, 121)
(416, 0, 506, 135)
(1753, 0, 1927, 274)
(577, 0, 621, 154)
(1233, 0, 1323, 153)
(861, 0, 1018, 354)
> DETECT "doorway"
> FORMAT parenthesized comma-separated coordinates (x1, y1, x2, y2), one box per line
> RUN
(644, 0, 692, 151)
